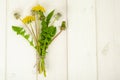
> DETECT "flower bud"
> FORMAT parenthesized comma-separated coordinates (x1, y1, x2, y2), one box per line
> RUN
(60, 21, 66, 30)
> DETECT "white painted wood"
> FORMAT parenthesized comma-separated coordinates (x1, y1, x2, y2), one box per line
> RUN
(96, 0, 120, 80)
(0, 0, 6, 80)
(68, 0, 97, 80)
(7, 0, 67, 80)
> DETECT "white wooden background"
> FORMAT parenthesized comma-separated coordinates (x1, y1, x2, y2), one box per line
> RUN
(0, 0, 120, 80)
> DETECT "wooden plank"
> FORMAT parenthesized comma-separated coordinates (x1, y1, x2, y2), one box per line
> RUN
(0, 0, 6, 80)
(68, 0, 97, 80)
(7, 0, 67, 80)
(96, 0, 120, 80)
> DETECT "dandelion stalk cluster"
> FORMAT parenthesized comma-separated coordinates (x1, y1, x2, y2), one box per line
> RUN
(12, 4, 66, 77)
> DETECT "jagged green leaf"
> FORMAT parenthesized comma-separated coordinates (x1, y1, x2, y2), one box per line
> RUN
(12, 26, 34, 47)
(39, 25, 56, 56)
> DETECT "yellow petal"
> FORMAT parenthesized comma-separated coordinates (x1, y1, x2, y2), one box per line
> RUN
(22, 16, 35, 24)
(32, 4, 45, 12)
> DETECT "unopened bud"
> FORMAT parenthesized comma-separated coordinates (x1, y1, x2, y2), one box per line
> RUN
(60, 21, 66, 30)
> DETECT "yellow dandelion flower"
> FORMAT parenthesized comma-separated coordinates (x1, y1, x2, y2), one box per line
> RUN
(32, 4, 45, 12)
(22, 16, 35, 24)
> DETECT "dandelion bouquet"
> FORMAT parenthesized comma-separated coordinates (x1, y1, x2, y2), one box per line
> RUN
(12, 4, 66, 77)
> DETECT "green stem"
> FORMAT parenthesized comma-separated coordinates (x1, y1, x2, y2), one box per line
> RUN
(30, 23, 37, 41)
(35, 13, 40, 40)
(34, 14, 38, 38)
(39, 57, 46, 77)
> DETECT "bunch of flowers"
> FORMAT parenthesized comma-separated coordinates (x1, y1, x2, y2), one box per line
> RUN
(12, 4, 66, 77)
